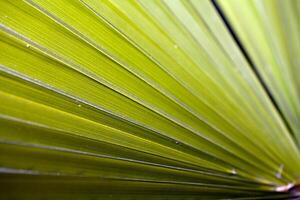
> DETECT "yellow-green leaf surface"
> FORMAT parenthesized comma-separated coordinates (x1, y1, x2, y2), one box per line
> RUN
(0, 0, 299, 199)
(218, 0, 300, 147)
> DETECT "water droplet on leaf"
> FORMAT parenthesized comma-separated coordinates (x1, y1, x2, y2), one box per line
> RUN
(231, 168, 237, 175)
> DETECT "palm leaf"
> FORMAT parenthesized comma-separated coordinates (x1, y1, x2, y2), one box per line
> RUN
(0, 0, 299, 199)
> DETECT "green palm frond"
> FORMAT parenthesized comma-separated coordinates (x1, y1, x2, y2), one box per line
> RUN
(0, 0, 299, 199)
